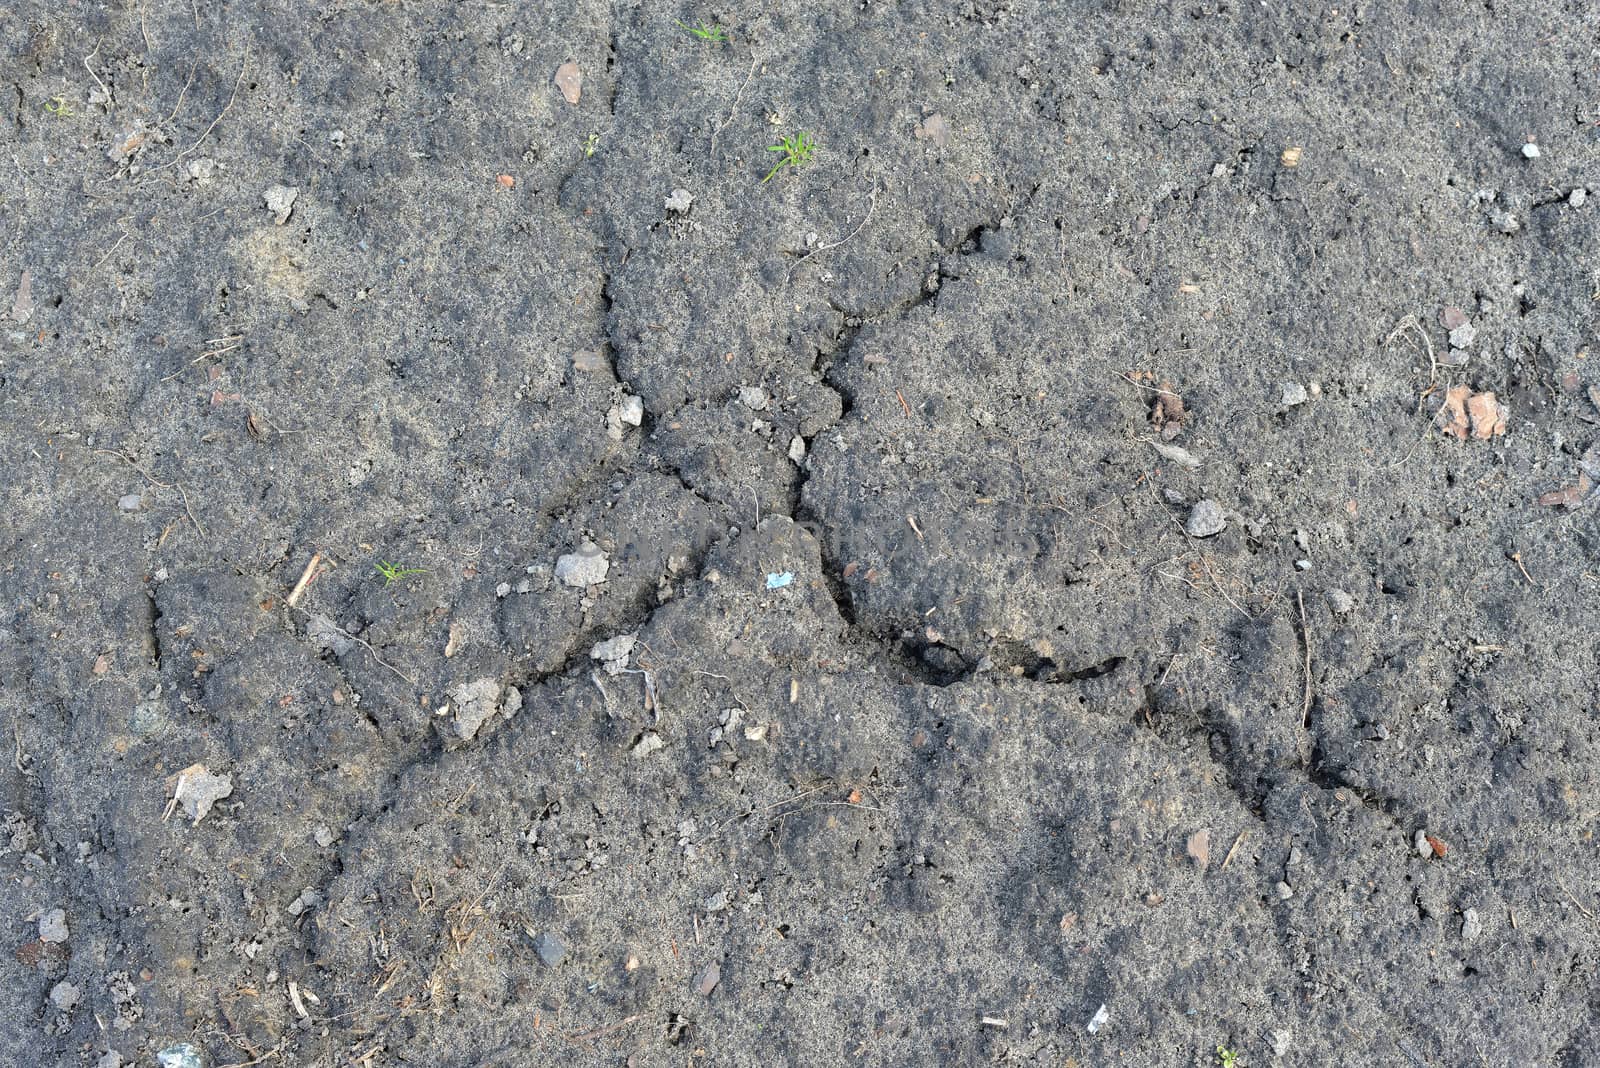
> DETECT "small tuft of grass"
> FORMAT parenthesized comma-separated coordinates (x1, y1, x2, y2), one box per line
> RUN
(676, 19, 729, 42)
(582, 131, 600, 158)
(375, 561, 428, 587)
(1217, 1047, 1241, 1068)
(44, 96, 74, 117)
(762, 131, 816, 184)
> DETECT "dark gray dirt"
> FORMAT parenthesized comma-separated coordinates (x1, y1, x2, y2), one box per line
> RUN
(3, 2, 1598, 1066)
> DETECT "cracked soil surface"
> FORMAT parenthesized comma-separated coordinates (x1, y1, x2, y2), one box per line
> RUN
(3, 2, 1599, 1066)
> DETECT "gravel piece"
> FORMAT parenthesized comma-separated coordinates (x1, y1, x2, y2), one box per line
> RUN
(532, 932, 566, 966)
(262, 184, 298, 225)
(693, 962, 721, 996)
(1414, 829, 1433, 858)
(738, 386, 769, 410)
(1269, 1029, 1293, 1057)
(1326, 589, 1355, 615)
(631, 731, 664, 758)
(1184, 499, 1227, 538)
(553, 61, 582, 104)
(1448, 323, 1477, 349)
(450, 678, 504, 742)
(174, 764, 233, 824)
(665, 188, 694, 213)
(913, 113, 952, 148)
(1462, 908, 1483, 941)
(50, 980, 81, 1010)
(1149, 441, 1200, 469)
(1521, 142, 1541, 159)
(1571, 188, 1588, 208)
(590, 633, 637, 674)
(10, 268, 34, 324)
(1490, 208, 1520, 233)
(117, 493, 144, 512)
(1438, 305, 1468, 330)
(555, 542, 609, 587)
(1281, 381, 1309, 407)
(156, 1045, 203, 1068)
(306, 614, 355, 656)
(617, 394, 645, 426)
(38, 908, 68, 943)
(1275, 881, 1295, 900)
(1186, 828, 1211, 870)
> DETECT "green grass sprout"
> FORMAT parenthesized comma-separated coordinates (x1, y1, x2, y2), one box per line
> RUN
(375, 561, 428, 587)
(676, 19, 729, 42)
(763, 131, 816, 183)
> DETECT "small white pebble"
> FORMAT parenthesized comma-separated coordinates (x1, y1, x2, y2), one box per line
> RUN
(1521, 142, 1541, 159)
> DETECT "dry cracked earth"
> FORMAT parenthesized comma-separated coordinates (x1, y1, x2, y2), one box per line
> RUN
(2, 2, 1599, 1066)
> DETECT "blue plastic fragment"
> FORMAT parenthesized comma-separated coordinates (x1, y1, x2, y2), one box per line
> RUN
(765, 571, 794, 589)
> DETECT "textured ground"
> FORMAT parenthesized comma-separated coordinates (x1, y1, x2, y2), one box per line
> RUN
(2, 2, 1599, 1066)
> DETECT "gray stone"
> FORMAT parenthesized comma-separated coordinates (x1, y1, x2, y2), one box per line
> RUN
(1462, 907, 1483, 941)
(1280, 381, 1308, 407)
(1326, 588, 1356, 615)
(156, 1044, 203, 1068)
(532, 932, 565, 966)
(1184, 499, 1226, 538)
(262, 184, 298, 224)
(50, 981, 81, 1010)
(96, 1054, 124, 1068)
(38, 908, 68, 943)
(1275, 880, 1294, 900)
(1268, 1029, 1292, 1057)
(306, 613, 355, 656)
(286, 887, 321, 916)
(693, 962, 720, 996)
(1571, 187, 1588, 208)
(450, 678, 504, 741)
(1438, 305, 1468, 330)
(665, 188, 694, 213)
(1521, 142, 1541, 159)
(1490, 208, 1520, 234)
(117, 493, 144, 512)
(555, 542, 609, 587)
(175, 765, 233, 824)
(1448, 323, 1477, 349)
(590, 633, 636, 673)
(617, 394, 645, 426)
(738, 385, 769, 410)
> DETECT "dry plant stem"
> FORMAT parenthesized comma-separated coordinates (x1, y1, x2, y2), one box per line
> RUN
(286, 604, 417, 686)
(146, 59, 249, 177)
(710, 58, 757, 161)
(1116, 372, 1183, 399)
(1297, 589, 1313, 728)
(286, 552, 323, 608)
(94, 448, 206, 536)
(786, 184, 879, 284)
(566, 1014, 642, 1043)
